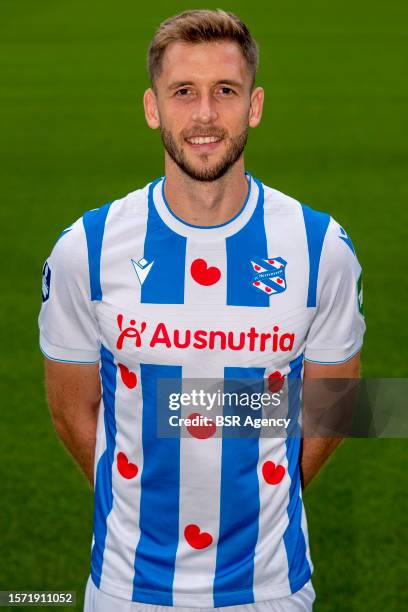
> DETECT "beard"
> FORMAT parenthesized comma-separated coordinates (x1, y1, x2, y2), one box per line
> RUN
(160, 125, 249, 182)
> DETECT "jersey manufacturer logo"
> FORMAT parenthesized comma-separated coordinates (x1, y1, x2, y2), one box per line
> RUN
(42, 261, 51, 302)
(339, 227, 355, 254)
(131, 257, 155, 286)
(250, 257, 287, 295)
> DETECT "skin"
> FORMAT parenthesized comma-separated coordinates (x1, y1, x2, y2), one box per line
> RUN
(301, 353, 361, 488)
(45, 40, 361, 489)
(143, 40, 264, 226)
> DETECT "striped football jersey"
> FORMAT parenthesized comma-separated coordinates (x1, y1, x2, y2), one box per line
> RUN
(38, 174, 365, 606)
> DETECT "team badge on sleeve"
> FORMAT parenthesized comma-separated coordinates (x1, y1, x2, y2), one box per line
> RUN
(42, 260, 51, 302)
(250, 257, 287, 296)
(357, 272, 364, 315)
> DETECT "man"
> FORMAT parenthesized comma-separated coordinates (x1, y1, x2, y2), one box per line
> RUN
(38, 9, 365, 612)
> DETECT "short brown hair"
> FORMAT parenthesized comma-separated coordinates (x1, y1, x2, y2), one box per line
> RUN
(147, 9, 259, 89)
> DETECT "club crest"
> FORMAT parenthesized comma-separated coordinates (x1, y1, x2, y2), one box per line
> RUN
(250, 257, 287, 296)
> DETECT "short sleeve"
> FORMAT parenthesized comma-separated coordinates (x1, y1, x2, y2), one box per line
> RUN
(38, 218, 101, 363)
(304, 217, 366, 364)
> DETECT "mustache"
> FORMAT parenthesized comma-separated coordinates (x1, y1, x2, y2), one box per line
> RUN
(182, 128, 227, 139)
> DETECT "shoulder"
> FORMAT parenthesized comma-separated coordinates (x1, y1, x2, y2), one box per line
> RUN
(85, 180, 153, 225)
(49, 216, 86, 264)
(298, 204, 360, 272)
(261, 182, 333, 240)
(262, 182, 304, 217)
(49, 180, 154, 255)
(261, 179, 357, 254)
(262, 181, 330, 226)
(45, 217, 89, 291)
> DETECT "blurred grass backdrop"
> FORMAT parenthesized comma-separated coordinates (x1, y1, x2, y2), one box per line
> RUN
(1, 0, 407, 610)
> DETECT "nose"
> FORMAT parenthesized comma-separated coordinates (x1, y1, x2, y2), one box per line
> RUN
(191, 92, 218, 124)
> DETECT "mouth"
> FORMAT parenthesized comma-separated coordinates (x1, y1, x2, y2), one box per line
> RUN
(184, 135, 223, 152)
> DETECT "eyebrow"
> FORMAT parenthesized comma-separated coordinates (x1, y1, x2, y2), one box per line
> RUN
(168, 79, 243, 90)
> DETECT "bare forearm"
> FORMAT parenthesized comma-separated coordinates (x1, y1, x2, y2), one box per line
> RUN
(301, 353, 360, 488)
(44, 360, 101, 489)
(301, 436, 343, 489)
(52, 407, 98, 488)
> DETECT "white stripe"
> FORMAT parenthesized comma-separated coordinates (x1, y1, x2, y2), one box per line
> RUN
(184, 238, 227, 306)
(172, 362, 224, 606)
(264, 259, 283, 270)
(251, 260, 268, 273)
(252, 195, 307, 597)
(269, 276, 286, 290)
(172, 237, 227, 605)
(100, 187, 150, 306)
(97, 189, 149, 595)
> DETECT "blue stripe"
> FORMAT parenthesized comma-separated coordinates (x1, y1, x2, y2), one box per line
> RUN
(300, 205, 330, 307)
(132, 364, 182, 604)
(226, 177, 269, 307)
(91, 344, 117, 586)
(141, 180, 186, 304)
(83, 202, 112, 301)
(213, 367, 265, 607)
(283, 353, 311, 593)
(304, 345, 362, 365)
(39, 346, 99, 365)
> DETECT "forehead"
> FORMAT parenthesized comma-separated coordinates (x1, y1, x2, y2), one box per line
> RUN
(159, 40, 250, 85)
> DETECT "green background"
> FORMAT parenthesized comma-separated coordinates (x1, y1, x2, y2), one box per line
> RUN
(1, 0, 407, 610)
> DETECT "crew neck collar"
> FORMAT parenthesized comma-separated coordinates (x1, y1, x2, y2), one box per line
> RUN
(149, 173, 262, 240)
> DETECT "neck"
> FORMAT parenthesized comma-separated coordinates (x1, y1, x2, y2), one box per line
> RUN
(163, 154, 249, 227)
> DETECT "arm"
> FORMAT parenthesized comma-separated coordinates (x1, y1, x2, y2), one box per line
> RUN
(301, 352, 361, 489)
(39, 218, 102, 487)
(44, 358, 101, 488)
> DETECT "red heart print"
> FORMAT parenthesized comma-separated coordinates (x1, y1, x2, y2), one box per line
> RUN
(268, 371, 285, 393)
(117, 452, 138, 479)
(191, 259, 221, 286)
(186, 412, 216, 439)
(118, 364, 137, 389)
(262, 461, 285, 485)
(184, 524, 213, 549)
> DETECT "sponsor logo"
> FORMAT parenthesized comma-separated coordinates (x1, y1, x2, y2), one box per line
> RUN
(131, 257, 154, 286)
(116, 314, 146, 349)
(250, 257, 287, 295)
(116, 315, 295, 353)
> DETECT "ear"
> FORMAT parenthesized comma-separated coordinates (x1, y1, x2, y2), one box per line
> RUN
(143, 88, 160, 129)
(248, 86, 264, 128)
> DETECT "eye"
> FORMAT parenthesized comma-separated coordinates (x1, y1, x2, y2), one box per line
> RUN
(218, 86, 235, 95)
(175, 88, 191, 96)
